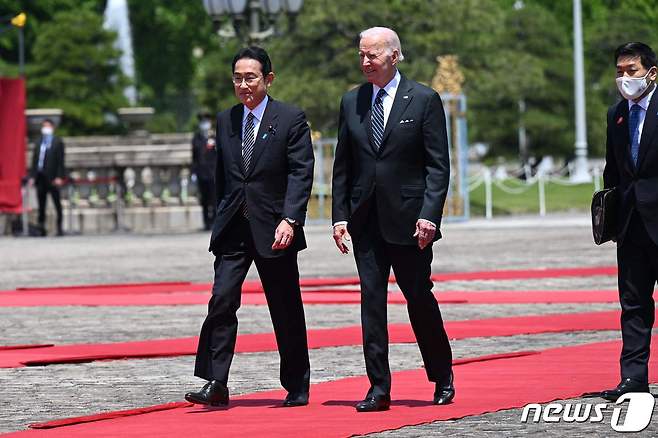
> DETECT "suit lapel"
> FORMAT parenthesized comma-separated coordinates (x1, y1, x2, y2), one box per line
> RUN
(379, 76, 414, 152)
(228, 105, 245, 175)
(612, 102, 634, 174)
(356, 83, 376, 154)
(245, 97, 277, 177)
(637, 89, 658, 171)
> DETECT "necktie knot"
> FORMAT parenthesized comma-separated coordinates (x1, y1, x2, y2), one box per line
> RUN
(375, 88, 386, 103)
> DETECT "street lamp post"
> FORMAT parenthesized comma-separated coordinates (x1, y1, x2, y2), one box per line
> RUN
(202, 0, 303, 44)
(571, 0, 591, 182)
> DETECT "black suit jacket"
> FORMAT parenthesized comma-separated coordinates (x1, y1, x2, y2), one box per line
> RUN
(332, 75, 450, 245)
(603, 91, 658, 246)
(30, 136, 65, 183)
(209, 97, 314, 258)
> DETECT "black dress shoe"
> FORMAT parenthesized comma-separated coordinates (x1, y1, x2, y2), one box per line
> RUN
(355, 394, 391, 412)
(282, 392, 309, 407)
(433, 372, 455, 405)
(600, 378, 650, 401)
(185, 380, 229, 406)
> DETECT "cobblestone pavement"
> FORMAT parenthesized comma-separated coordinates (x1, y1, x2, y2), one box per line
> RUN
(1, 214, 654, 437)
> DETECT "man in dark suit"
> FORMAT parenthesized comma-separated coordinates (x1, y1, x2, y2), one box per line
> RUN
(191, 111, 217, 230)
(29, 119, 65, 236)
(601, 42, 658, 401)
(332, 27, 454, 412)
(185, 47, 314, 408)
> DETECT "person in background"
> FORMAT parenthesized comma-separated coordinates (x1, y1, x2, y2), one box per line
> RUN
(29, 119, 65, 236)
(191, 111, 217, 230)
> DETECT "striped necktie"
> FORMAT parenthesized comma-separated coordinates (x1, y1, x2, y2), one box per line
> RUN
(372, 88, 386, 150)
(242, 112, 256, 173)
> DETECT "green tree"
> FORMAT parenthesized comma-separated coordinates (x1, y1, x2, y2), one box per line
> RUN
(127, 0, 212, 129)
(28, 8, 127, 134)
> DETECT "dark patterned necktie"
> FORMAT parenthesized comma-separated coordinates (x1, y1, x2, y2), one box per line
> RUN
(241, 112, 256, 218)
(372, 88, 386, 150)
(242, 112, 256, 172)
(629, 104, 642, 167)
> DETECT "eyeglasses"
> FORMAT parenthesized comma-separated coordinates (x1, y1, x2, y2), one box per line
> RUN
(232, 75, 262, 86)
(359, 51, 383, 62)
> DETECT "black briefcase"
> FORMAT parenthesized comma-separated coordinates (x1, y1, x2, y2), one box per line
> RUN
(591, 188, 617, 245)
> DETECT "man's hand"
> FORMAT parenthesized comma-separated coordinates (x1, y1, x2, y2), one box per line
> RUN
(272, 220, 294, 250)
(413, 219, 436, 250)
(53, 178, 64, 187)
(333, 224, 352, 254)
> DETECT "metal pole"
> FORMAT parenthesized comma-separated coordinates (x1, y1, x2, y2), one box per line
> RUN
(538, 175, 546, 217)
(248, 0, 260, 44)
(21, 184, 29, 236)
(571, 0, 591, 182)
(484, 167, 493, 220)
(518, 98, 527, 165)
(18, 27, 24, 76)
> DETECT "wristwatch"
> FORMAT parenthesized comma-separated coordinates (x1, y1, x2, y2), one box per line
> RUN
(284, 217, 297, 226)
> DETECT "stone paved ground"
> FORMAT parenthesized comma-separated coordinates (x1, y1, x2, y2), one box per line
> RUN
(1, 213, 655, 437)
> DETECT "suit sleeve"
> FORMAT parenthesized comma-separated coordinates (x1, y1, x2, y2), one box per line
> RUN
(214, 116, 226, 205)
(56, 138, 66, 180)
(419, 92, 450, 227)
(30, 141, 39, 178)
(191, 133, 200, 176)
(331, 97, 351, 224)
(603, 106, 619, 190)
(283, 109, 315, 225)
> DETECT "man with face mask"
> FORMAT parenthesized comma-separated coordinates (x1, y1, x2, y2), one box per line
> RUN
(600, 42, 658, 400)
(28, 119, 65, 236)
(191, 111, 217, 230)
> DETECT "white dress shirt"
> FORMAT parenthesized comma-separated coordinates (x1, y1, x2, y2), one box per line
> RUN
(371, 70, 401, 130)
(37, 136, 52, 171)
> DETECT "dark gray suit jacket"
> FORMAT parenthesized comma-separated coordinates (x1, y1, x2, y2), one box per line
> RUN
(332, 75, 450, 245)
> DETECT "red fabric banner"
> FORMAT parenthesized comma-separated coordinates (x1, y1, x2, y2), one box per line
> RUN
(0, 78, 26, 213)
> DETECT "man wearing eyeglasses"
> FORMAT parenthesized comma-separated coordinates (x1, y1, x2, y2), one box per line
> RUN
(185, 46, 314, 408)
(332, 27, 453, 412)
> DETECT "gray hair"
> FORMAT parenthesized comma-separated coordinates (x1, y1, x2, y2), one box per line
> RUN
(359, 27, 405, 62)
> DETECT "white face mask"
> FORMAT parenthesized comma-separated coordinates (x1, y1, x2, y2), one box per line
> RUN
(41, 126, 54, 136)
(616, 69, 655, 100)
(199, 121, 211, 131)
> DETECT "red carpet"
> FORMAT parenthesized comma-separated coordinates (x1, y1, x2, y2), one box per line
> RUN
(0, 344, 53, 351)
(6, 339, 654, 437)
(0, 310, 626, 368)
(0, 289, 619, 307)
(0, 265, 617, 297)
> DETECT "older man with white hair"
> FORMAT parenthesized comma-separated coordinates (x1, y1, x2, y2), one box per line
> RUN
(332, 27, 454, 412)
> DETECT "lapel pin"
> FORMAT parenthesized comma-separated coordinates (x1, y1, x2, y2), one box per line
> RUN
(268, 124, 276, 135)
(403, 95, 409, 99)
(262, 133, 268, 139)
(617, 116, 624, 125)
